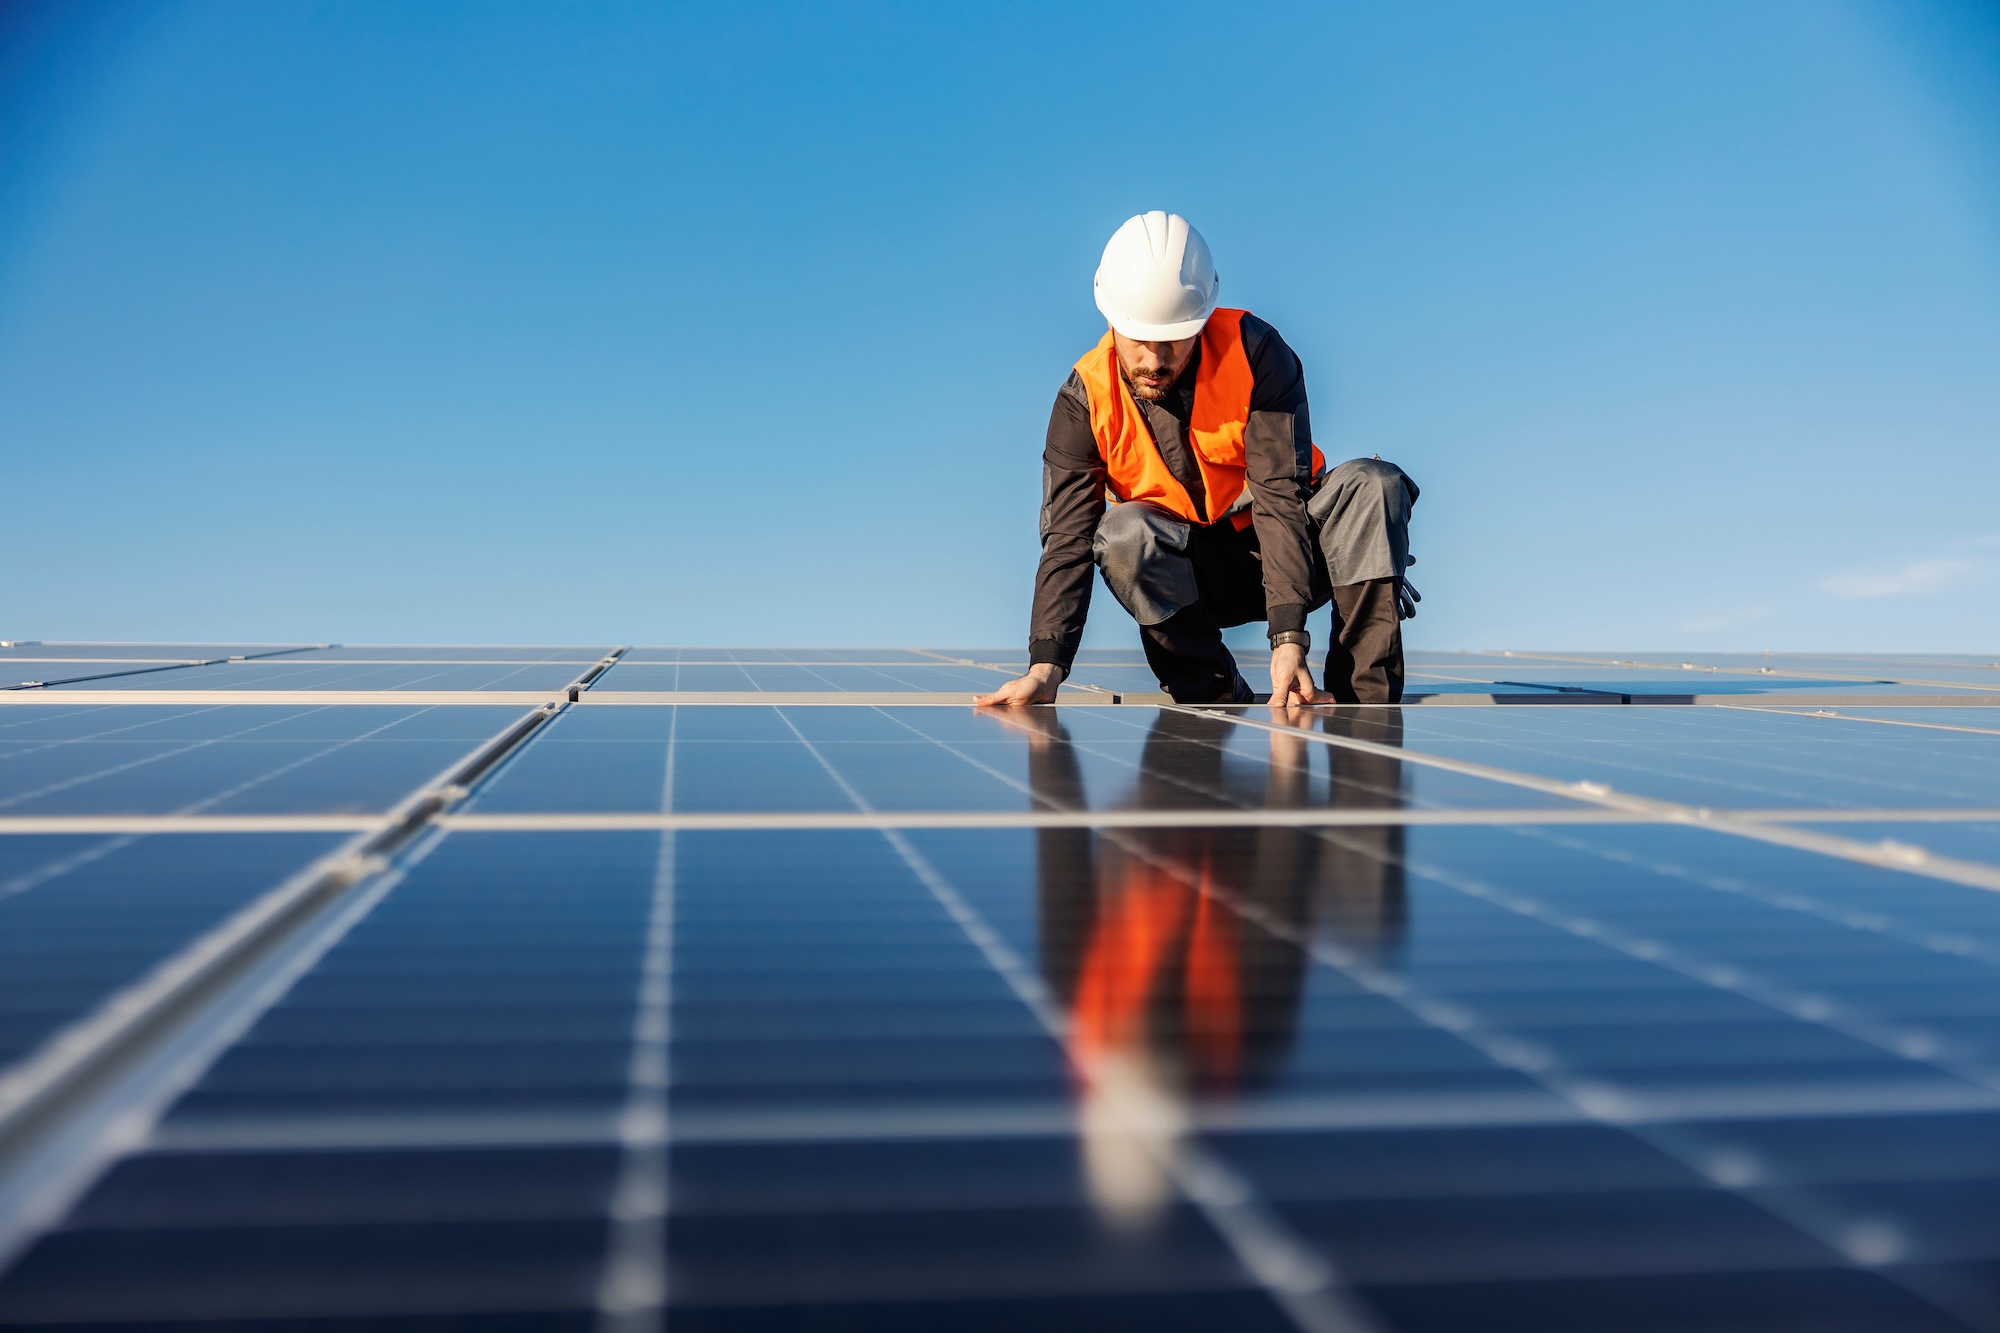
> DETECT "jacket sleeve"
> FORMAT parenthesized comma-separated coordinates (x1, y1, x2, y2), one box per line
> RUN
(1240, 314, 1318, 637)
(1027, 373, 1105, 672)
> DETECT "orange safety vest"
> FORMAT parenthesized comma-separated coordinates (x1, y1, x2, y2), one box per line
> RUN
(1072, 308, 1326, 528)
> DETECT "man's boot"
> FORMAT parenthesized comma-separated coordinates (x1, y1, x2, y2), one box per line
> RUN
(1141, 607, 1256, 703)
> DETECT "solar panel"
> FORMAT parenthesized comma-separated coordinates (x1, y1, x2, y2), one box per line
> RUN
(53, 661, 585, 692)
(0, 705, 526, 814)
(300, 646, 617, 662)
(0, 833, 348, 1070)
(593, 663, 1019, 692)
(0, 644, 321, 662)
(620, 648, 966, 664)
(2, 648, 2000, 1329)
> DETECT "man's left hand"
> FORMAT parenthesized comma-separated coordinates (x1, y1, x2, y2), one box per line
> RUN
(1269, 642, 1328, 709)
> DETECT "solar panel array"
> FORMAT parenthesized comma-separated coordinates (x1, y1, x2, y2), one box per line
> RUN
(2, 643, 2000, 1329)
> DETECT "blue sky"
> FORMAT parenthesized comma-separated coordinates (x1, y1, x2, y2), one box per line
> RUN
(2, 0, 1996, 651)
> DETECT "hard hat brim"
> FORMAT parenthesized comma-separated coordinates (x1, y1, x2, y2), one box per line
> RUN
(1094, 290, 1214, 343)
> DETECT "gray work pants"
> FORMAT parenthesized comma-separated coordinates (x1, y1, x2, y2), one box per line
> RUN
(1307, 457, 1416, 587)
(1091, 457, 1418, 703)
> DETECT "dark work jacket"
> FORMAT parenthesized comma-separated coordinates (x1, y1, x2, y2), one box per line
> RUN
(1029, 313, 1317, 672)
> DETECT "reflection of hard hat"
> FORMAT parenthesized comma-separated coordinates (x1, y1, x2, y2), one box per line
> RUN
(1093, 211, 1220, 342)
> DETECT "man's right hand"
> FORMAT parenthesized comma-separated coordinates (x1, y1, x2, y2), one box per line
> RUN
(973, 663, 1064, 707)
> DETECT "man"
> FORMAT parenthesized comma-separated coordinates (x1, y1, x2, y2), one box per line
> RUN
(973, 211, 1418, 708)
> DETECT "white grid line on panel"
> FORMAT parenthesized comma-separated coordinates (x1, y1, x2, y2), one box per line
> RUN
(138, 1075, 2000, 1156)
(1720, 705, 2000, 739)
(593, 706, 676, 1333)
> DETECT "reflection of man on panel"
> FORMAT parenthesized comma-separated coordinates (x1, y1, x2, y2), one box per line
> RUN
(1006, 705, 1407, 1218)
(977, 211, 1418, 708)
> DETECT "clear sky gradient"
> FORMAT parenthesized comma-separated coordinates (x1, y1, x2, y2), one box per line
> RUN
(3, 0, 1997, 652)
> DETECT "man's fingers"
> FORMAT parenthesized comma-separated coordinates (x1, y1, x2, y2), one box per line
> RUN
(974, 677, 1051, 708)
(1269, 668, 1327, 711)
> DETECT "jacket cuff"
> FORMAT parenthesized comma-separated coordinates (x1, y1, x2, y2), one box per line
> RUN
(1266, 604, 1307, 637)
(1029, 638, 1077, 673)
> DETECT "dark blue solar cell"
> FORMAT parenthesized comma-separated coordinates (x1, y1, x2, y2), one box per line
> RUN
(1356, 1267, 1966, 1332)
(61, 662, 578, 691)
(1211, 1125, 1699, 1200)
(619, 648, 957, 664)
(672, 831, 1058, 1116)
(0, 644, 311, 661)
(0, 832, 346, 1073)
(663, 1203, 1263, 1306)
(67, 1146, 620, 1226)
(0, 705, 526, 814)
(667, 1139, 1300, 1330)
(163, 832, 658, 1123)
(592, 663, 1012, 691)
(668, 1290, 1297, 1330)
(0, 1217, 609, 1324)
(305, 646, 613, 662)
(1280, 1187, 1839, 1285)
(1388, 707, 2000, 809)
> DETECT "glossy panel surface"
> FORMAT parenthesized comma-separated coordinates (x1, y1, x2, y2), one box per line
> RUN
(1407, 672, 1929, 698)
(11, 652, 2000, 1330)
(622, 648, 962, 664)
(60, 661, 580, 691)
(468, 705, 1584, 814)
(1816, 710, 2000, 733)
(0, 645, 316, 662)
(162, 831, 659, 1123)
(0, 832, 345, 1074)
(594, 662, 1014, 691)
(0, 705, 525, 814)
(297, 646, 613, 662)
(1616, 654, 2000, 690)
(1767, 821, 2000, 871)
(19, 819, 2000, 1327)
(1363, 706, 2000, 809)
(0, 1146, 617, 1326)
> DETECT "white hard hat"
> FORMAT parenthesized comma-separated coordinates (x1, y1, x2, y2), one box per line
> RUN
(1093, 211, 1219, 341)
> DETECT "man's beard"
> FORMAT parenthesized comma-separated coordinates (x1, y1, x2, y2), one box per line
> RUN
(1125, 371, 1176, 402)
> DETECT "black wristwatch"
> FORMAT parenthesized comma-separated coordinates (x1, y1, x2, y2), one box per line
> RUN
(1269, 630, 1311, 651)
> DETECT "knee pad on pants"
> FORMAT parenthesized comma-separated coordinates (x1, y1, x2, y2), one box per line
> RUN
(1092, 502, 1200, 626)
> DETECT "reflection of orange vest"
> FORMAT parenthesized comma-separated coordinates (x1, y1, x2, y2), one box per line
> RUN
(1072, 308, 1326, 528)
(1071, 861, 1242, 1088)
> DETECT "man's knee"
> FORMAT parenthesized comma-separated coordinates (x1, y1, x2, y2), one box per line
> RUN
(1311, 458, 1415, 588)
(1092, 502, 1197, 625)
(1320, 457, 1415, 514)
(1092, 500, 1165, 566)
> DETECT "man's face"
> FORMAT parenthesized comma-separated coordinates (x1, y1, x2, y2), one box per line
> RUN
(1111, 331, 1198, 402)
